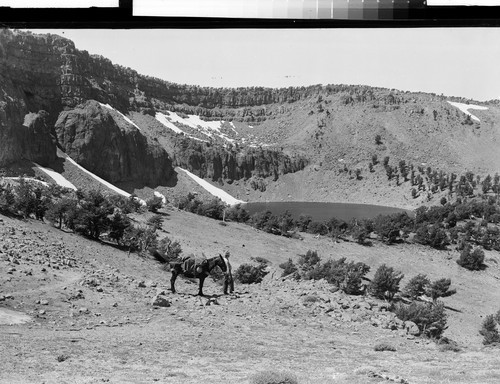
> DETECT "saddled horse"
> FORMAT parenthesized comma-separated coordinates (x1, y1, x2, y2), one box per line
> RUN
(169, 254, 227, 296)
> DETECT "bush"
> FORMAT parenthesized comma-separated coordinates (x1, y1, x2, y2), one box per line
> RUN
(480, 315, 500, 345)
(108, 211, 131, 244)
(155, 236, 182, 263)
(279, 259, 298, 277)
(392, 301, 447, 338)
(426, 278, 456, 301)
(250, 370, 298, 384)
(297, 250, 320, 272)
(403, 274, 431, 299)
(251, 256, 270, 265)
(374, 343, 396, 352)
(457, 245, 485, 270)
(72, 190, 114, 239)
(146, 195, 163, 213)
(147, 214, 164, 230)
(0, 183, 16, 214)
(414, 224, 449, 249)
(369, 264, 404, 300)
(235, 263, 268, 284)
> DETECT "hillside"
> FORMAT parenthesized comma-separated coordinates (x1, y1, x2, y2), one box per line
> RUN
(2, 206, 500, 383)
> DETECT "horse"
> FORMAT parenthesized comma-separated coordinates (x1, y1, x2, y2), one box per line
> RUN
(169, 254, 227, 296)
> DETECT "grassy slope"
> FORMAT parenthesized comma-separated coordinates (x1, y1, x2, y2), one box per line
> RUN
(2, 208, 500, 383)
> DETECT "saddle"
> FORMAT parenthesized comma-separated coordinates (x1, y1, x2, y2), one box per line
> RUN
(181, 256, 208, 277)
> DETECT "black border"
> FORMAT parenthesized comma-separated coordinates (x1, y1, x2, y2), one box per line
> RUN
(0, 0, 500, 28)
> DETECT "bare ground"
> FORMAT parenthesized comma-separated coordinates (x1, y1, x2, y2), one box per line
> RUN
(2, 208, 500, 383)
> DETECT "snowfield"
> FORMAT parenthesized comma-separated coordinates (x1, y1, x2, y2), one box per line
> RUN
(178, 167, 245, 206)
(99, 103, 141, 130)
(155, 111, 236, 144)
(447, 101, 488, 122)
(61, 153, 146, 205)
(33, 163, 77, 190)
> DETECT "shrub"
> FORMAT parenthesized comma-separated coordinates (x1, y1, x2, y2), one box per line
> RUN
(225, 204, 250, 222)
(373, 214, 402, 244)
(45, 197, 78, 229)
(250, 370, 298, 384)
(297, 250, 321, 272)
(123, 225, 158, 254)
(403, 274, 430, 299)
(374, 343, 396, 352)
(457, 245, 485, 270)
(147, 214, 163, 230)
(0, 183, 16, 214)
(414, 224, 449, 249)
(72, 190, 114, 239)
(369, 264, 404, 300)
(235, 263, 268, 284)
(426, 278, 456, 301)
(392, 301, 447, 338)
(279, 258, 298, 277)
(252, 256, 270, 265)
(156, 236, 182, 263)
(108, 211, 131, 244)
(437, 338, 462, 352)
(146, 195, 163, 213)
(480, 315, 500, 345)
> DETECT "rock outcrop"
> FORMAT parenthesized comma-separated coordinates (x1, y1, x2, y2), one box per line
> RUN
(55, 101, 174, 186)
(172, 137, 308, 183)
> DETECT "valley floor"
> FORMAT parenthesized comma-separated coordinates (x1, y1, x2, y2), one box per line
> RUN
(1, 210, 500, 383)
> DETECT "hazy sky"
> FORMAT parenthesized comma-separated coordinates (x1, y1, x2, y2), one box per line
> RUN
(30, 28, 500, 101)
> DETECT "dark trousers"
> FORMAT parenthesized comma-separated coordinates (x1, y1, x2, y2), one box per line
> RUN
(224, 274, 234, 294)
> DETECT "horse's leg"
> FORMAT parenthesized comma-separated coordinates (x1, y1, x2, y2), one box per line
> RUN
(198, 276, 206, 296)
(170, 269, 178, 293)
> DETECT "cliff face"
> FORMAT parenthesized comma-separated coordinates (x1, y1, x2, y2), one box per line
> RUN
(0, 30, 175, 186)
(55, 101, 174, 186)
(0, 29, 83, 166)
(172, 138, 308, 183)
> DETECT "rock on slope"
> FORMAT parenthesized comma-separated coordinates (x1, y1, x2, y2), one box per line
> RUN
(55, 100, 174, 186)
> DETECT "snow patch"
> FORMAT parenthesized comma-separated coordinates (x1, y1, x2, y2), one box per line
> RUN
(33, 163, 77, 190)
(154, 191, 167, 204)
(99, 103, 141, 130)
(61, 152, 146, 205)
(177, 168, 245, 206)
(155, 112, 184, 134)
(155, 111, 235, 144)
(447, 101, 488, 122)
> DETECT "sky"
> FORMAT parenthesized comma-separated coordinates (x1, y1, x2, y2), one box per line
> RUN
(29, 28, 500, 101)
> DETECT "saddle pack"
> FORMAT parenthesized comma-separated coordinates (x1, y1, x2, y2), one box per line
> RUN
(181, 256, 208, 277)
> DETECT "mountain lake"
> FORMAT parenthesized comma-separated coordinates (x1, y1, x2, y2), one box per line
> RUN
(243, 201, 413, 222)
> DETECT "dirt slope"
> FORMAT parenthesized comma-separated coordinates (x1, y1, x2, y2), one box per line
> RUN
(1, 209, 500, 383)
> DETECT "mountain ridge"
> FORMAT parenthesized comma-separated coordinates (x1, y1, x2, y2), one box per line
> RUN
(1, 29, 500, 209)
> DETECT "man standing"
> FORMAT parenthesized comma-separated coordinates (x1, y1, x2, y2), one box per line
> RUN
(223, 251, 234, 294)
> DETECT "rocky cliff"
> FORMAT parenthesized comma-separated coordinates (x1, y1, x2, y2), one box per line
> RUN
(0, 30, 175, 186)
(171, 137, 308, 185)
(55, 101, 174, 186)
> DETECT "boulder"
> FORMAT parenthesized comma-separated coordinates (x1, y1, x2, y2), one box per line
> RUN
(404, 320, 420, 336)
(55, 101, 175, 187)
(151, 295, 171, 308)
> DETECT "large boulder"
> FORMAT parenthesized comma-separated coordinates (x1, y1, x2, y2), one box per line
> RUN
(55, 100, 175, 186)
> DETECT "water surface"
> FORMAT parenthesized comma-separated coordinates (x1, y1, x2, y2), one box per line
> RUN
(243, 201, 411, 222)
